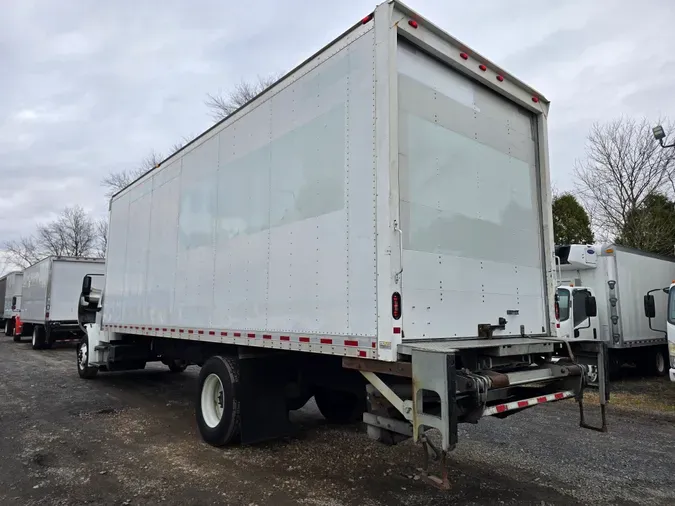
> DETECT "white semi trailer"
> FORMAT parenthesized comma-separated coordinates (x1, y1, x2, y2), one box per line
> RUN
(76, 1, 608, 486)
(21, 257, 105, 349)
(0, 271, 23, 336)
(555, 244, 672, 376)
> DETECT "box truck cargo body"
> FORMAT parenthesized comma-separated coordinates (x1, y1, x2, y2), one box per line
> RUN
(22, 257, 105, 349)
(78, 1, 607, 484)
(555, 244, 672, 375)
(1, 271, 23, 335)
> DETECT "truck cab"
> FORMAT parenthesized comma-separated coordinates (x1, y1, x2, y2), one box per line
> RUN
(644, 282, 675, 382)
(556, 285, 598, 340)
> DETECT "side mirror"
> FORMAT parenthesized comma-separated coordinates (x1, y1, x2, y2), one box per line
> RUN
(585, 296, 597, 318)
(664, 287, 671, 294)
(644, 294, 656, 319)
(81, 275, 92, 297)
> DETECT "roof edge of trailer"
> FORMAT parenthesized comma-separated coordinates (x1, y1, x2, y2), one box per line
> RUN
(392, 0, 549, 104)
(599, 243, 675, 264)
(23, 256, 106, 270)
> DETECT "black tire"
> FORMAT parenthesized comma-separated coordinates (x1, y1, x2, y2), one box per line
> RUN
(32, 325, 46, 350)
(77, 335, 99, 379)
(653, 346, 669, 377)
(166, 359, 188, 373)
(4, 319, 13, 336)
(314, 387, 365, 424)
(196, 356, 241, 446)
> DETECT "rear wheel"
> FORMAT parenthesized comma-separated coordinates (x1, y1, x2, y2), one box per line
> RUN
(32, 325, 45, 350)
(77, 335, 99, 379)
(196, 356, 241, 446)
(314, 387, 365, 424)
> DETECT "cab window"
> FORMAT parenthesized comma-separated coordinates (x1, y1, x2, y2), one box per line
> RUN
(668, 289, 675, 324)
(572, 289, 591, 327)
(557, 288, 570, 322)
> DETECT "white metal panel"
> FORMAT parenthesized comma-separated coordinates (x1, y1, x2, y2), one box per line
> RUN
(397, 41, 547, 338)
(21, 258, 51, 323)
(3, 272, 23, 318)
(614, 249, 675, 344)
(49, 259, 106, 321)
(105, 23, 378, 340)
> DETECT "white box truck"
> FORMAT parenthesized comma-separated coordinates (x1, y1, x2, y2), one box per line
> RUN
(21, 257, 105, 350)
(555, 244, 672, 376)
(1, 271, 23, 336)
(76, 1, 608, 486)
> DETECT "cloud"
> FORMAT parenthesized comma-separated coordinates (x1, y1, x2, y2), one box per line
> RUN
(1, 0, 674, 258)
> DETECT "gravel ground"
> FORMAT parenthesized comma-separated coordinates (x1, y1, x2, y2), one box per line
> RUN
(0, 333, 673, 505)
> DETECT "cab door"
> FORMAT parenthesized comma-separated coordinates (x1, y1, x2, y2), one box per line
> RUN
(556, 286, 597, 340)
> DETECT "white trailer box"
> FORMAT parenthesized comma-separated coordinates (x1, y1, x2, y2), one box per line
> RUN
(22, 257, 105, 349)
(556, 244, 672, 374)
(80, 1, 607, 477)
(1, 271, 23, 335)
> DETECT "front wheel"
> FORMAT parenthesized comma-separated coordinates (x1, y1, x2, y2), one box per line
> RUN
(654, 346, 669, 376)
(77, 335, 99, 379)
(196, 356, 241, 446)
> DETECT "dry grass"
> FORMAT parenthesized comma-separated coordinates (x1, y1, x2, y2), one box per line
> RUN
(584, 376, 675, 416)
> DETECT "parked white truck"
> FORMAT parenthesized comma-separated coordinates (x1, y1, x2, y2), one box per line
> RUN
(21, 257, 105, 350)
(555, 244, 672, 376)
(76, 1, 608, 486)
(0, 271, 23, 336)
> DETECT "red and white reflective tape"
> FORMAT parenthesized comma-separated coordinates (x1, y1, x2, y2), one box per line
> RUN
(483, 390, 574, 416)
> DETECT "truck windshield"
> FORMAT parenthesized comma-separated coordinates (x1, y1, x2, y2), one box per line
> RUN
(668, 288, 675, 325)
(557, 288, 570, 322)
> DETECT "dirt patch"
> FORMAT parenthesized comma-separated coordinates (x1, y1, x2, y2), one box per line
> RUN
(585, 375, 675, 417)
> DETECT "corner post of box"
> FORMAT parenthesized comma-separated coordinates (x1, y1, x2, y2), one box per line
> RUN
(373, 0, 402, 361)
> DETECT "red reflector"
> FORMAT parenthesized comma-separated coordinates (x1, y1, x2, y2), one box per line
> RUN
(263, 334, 272, 340)
(359, 350, 367, 357)
(372, 342, 376, 348)
(198, 330, 204, 335)
(247, 333, 255, 338)
(299, 337, 310, 343)
(280, 336, 290, 341)
(496, 405, 507, 413)
(155, 328, 159, 331)
(408, 19, 418, 28)
(344, 340, 358, 347)
(556, 323, 560, 328)
(554, 392, 565, 400)
(170, 328, 175, 332)
(532, 96, 539, 103)
(537, 396, 547, 403)
(393, 327, 401, 334)
(361, 13, 373, 24)
(208, 331, 215, 335)
(162, 328, 167, 332)
(234, 332, 241, 337)
(478, 64, 487, 71)
(141, 327, 146, 330)
(188, 330, 194, 334)
(221, 331, 227, 336)
(517, 401, 529, 408)
(496, 75, 504, 82)
(179, 329, 184, 333)
(45, 312, 50, 318)
(320, 338, 333, 345)
(459, 52, 468, 60)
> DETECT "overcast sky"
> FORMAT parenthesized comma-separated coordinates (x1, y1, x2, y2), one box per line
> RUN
(1, 0, 674, 272)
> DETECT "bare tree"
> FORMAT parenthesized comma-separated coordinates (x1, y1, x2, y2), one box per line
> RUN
(574, 117, 675, 241)
(101, 150, 163, 198)
(94, 218, 108, 259)
(205, 74, 282, 121)
(3, 236, 42, 269)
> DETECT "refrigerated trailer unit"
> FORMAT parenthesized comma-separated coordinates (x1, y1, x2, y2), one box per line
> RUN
(1, 271, 23, 336)
(22, 257, 105, 349)
(556, 244, 672, 375)
(77, 0, 608, 486)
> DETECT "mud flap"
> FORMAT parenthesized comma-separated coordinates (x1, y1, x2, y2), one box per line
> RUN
(237, 354, 294, 444)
